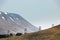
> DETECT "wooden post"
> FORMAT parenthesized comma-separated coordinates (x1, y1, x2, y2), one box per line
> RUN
(52, 24, 54, 27)
(39, 26, 41, 31)
(7, 30, 10, 40)
(24, 28, 27, 34)
(7, 30, 10, 35)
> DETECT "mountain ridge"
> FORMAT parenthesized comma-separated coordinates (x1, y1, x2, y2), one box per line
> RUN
(0, 11, 38, 34)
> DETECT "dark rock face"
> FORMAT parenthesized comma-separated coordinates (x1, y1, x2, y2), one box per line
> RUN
(10, 33, 13, 36)
(0, 11, 38, 34)
(0, 34, 9, 38)
(16, 33, 22, 36)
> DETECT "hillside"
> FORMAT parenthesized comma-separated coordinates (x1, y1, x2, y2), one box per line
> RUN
(15, 24, 60, 40)
(0, 25, 60, 40)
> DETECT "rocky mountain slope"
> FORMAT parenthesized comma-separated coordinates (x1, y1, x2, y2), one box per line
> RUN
(0, 11, 38, 34)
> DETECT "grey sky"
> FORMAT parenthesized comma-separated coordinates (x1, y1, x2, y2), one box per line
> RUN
(0, 0, 60, 29)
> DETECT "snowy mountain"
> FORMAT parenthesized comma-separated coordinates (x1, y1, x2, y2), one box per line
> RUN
(0, 11, 38, 34)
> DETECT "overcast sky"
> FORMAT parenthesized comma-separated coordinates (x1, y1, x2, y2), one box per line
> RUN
(0, 0, 60, 29)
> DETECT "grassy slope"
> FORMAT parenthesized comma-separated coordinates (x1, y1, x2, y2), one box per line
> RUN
(0, 25, 60, 40)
